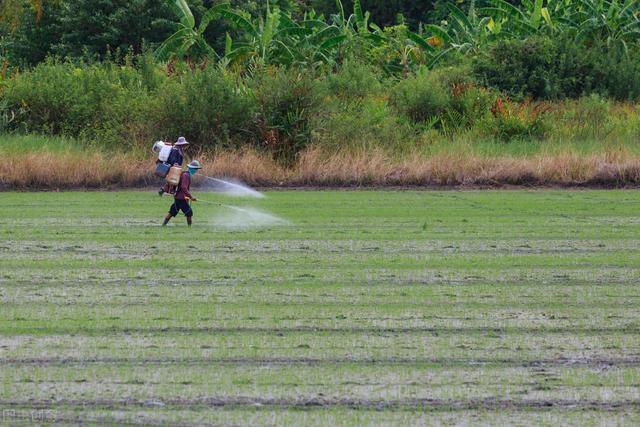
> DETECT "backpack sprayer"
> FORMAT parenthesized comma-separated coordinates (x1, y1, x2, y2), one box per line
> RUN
(153, 141, 182, 185)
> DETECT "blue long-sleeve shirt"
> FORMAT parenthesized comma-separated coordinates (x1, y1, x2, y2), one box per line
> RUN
(167, 147, 184, 166)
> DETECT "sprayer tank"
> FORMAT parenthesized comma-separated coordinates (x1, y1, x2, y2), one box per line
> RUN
(158, 145, 172, 162)
(166, 166, 182, 185)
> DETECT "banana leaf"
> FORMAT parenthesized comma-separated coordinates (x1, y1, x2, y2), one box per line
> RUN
(319, 35, 347, 50)
(423, 24, 453, 44)
(198, 2, 231, 35)
(154, 27, 193, 61)
(530, 0, 543, 29)
(407, 31, 436, 52)
(218, 9, 258, 38)
(171, 0, 195, 29)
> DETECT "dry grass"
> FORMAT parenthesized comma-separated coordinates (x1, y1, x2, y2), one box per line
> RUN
(203, 149, 287, 185)
(293, 147, 640, 187)
(0, 152, 150, 189)
(3, 146, 640, 189)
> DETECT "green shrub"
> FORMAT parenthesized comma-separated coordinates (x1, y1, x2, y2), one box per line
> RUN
(0, 99, 18, 134)
(314, 96, 414, 151)
(4, 61, 89, 135)
(2, 60, 153, 144)
(490, 115, 546, 142)
(251, 67, 324, 163)
(593, 48, 640, 101)
(441, 86, 496, 131)
(389, 70, 451, 123)
(325, 60, 383, 101)
(479, 99, 548, 142)
(473, 36, 640, 101)
(429, 64, 476, 91)
(544, 95, 640, 144)
(155, 65, 255, 149)
(473, 37, 562, 100)
(546, 95, 612, 141)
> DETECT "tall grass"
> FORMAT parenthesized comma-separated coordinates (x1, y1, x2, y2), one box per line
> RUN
(295, 147, 640, 186)
(3, 141, 640, 189)
(0, 134, 85, 153)
(1, 151, 149, 188)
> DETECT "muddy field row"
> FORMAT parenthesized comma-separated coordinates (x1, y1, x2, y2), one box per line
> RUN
(1, 406, 638, 427)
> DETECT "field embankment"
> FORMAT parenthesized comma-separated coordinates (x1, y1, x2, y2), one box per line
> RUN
(3, 141, 640, 189)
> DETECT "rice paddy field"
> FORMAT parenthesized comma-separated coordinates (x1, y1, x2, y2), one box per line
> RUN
(2, 190, 640, 425)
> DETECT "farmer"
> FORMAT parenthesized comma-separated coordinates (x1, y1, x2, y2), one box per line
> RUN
(162, 160, 202, 227)
(159, 136, 190, 196)
(168, 136, 189, 166)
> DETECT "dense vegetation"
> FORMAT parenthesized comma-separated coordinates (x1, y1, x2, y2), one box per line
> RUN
(1, 0, 639, 164)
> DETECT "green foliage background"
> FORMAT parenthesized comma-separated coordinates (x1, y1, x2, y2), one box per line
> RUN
(1, 0, 639, 161)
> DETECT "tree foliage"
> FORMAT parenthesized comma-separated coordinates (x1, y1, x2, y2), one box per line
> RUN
(55, 0, 176, 58)
(1, 0, 195, 64)
(0, 0, 48, 28)
(307, 0, 442, 28)
(2, 0, 640, 79)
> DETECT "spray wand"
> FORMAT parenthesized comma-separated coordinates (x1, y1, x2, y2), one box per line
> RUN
(163, 193, 251, 214)
(193, 198, 254, 214)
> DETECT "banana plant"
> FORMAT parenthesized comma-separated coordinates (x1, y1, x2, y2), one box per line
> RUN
(331, 0, 370, 35)
(329, 0, 421, 67)
(222, 2, 347, 68)
(479, 0, 640, 48)
(366, 24, 453, 75)
(155, 0, 230, 61)
(423, 0, 639, 57)
(221, 5, 297, 66)
(480, 0, 541, 36)
(569, 0, 640, 51)
(425, 1, 496, 54)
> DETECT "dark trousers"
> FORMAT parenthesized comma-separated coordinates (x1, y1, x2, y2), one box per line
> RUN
(169, 199, 193, 217)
